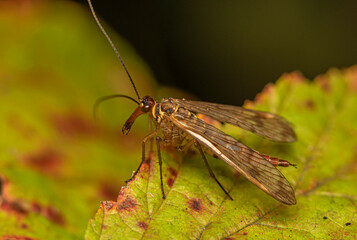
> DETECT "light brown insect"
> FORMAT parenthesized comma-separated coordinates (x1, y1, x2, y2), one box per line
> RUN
(88, 0, 297, 205)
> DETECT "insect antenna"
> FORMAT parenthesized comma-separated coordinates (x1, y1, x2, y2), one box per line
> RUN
(87, 0, 141, 100)
(93, 94, 139, 121)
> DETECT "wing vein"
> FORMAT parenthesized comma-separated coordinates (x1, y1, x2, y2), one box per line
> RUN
(167, 109, 296, 205)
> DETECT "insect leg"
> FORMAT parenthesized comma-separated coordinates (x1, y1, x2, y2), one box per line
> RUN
(180, 139, 195, 153)
(156, 136, 166, 199)
(195, 141, 233, 200)
(148, 116, 154, 152)
(125, 129, 158, 183)
(261, 154, 297, 168)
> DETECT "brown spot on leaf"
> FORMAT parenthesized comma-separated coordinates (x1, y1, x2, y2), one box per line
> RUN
(224, 238, 234, 240)
(187, 198, 203, 212)
(30, 202, 65, 226)
(168, 167, 177, 177)
(50, 111, 97, 137)
(43, 206, 65, 226)
(0, 180, 64, 225)
(24, 148, 63, 175)
(0, 178, 28, 218)
(305, 99, 315, 110)
(137, 221, 147, 230)
(117, 196, 137, 212)
(20, 224, 27, 229)
(30, 202, 41, 213)
(31, 203, 65, 225)
(102, 201, 116, 211)
(167, 178, 174, 187)
(242, 232, 248, 235)
(1, 200, 28, 217)
(117, 188, 126, 200)
(166, 167, 178, 188)
(1, 236, 35, 240)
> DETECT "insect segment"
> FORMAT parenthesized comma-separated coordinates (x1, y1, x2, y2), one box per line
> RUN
(88, 0, 297, 205)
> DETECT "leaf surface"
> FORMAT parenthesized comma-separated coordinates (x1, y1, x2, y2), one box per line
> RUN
(86, 70, 357, 239)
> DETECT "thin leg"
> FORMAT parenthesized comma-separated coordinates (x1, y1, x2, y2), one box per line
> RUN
(156, 136, 166, 199)
(148, 116, 154, 152)
(195, 141, 233, 200)
(261, 154, 297, 168)
(180, 139, 195, 153)
(125, 129, 158, 183)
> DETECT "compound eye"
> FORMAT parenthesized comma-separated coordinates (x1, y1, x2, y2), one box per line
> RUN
(141, 103, 151, 113)
(140, 96, 155, 113)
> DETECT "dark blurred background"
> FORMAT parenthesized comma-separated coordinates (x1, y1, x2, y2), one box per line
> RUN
(74, 0, 357, 105)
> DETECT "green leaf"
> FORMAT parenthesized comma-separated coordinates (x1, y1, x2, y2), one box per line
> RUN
(85, 70, 357, 239)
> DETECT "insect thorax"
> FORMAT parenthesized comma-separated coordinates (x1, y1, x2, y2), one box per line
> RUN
(157, 98, 189, 148)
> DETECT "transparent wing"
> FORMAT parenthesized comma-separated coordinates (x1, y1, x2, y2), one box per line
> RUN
(168, 110, 296, 205)
(172, 98, 297, 142)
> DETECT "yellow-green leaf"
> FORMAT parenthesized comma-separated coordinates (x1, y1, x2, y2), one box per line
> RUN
(85, 69, 357, 239)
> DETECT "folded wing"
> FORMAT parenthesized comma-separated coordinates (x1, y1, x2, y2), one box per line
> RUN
(172, 99, 296, 142)
(168, 110, 296, 205)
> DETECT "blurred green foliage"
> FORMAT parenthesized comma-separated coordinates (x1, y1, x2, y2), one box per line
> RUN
(0, 0, 161, 239)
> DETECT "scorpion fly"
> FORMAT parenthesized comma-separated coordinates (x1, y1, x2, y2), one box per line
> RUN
(87, 0, 297, 205)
